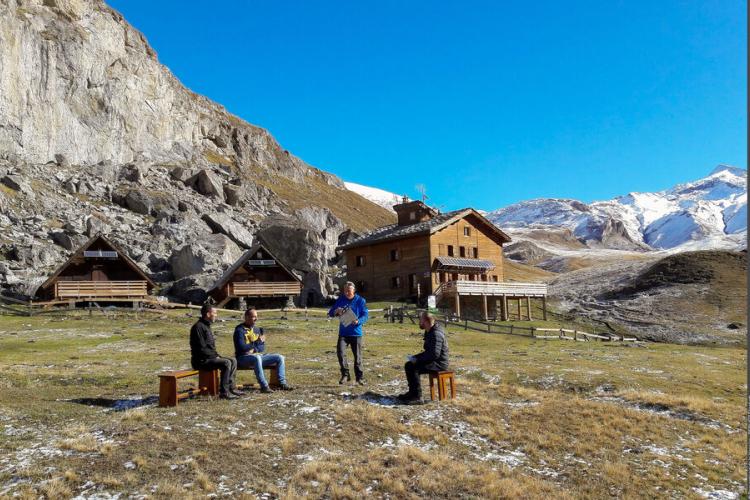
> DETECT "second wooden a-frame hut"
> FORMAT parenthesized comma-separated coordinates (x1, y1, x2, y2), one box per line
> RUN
(36, 234, 155, 303)
(209, 243, 302, 308)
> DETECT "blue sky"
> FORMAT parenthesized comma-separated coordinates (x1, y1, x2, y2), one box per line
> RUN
(108, 0, 746, 211)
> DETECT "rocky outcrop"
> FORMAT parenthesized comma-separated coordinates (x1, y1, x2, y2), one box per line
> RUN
(0, 0, 395, 302)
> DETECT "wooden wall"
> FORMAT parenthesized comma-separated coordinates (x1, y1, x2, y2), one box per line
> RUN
(345, 213, 507, 301)
(428, 214, 505, 289)
(344, 234, 432, 301)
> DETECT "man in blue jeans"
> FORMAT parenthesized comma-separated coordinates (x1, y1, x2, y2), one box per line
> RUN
(233, 308, 292, 393)
(328, 281, 369, 385)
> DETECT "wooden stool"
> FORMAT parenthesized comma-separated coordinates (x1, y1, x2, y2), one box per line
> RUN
(158, 369, 219, 407)
(428, 371, 456, 401)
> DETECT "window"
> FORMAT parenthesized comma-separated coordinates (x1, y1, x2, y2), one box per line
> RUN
(452, 273, 459, 281)
(438, 244, 445, 256)
(459, 246, 466, 258)
(469, 274, 475, 281)
(439, 272, 446, 283)
(409, 211, 416, 220)
(472, 247, 479, 258)
(409, 273, 418, 291)
(447, 245, 454, 257)
(356, 255, 366, 267)
(391, 276, 402, 288)
(492, 275, 499, 282)
(464, 227, 471, 237)
(356, 280, 367, 292)
(389, 249, 400, 262)
(481, 274, 488, 281)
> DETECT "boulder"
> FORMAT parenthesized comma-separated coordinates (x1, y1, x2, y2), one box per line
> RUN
(124, 190, 153, 215)
(223, 184, 242, 206)
(189, 169, 224, 200)
(202, 212, 254, 249)
(299, 270, 328, 307)
(2, 175, 34, 197)
(256, 217, 328, 273)
(169, 233, 242, 280)
(85, 215, 110, 237)
(49, 231, 74, 251)
(168, 276, 211, 304)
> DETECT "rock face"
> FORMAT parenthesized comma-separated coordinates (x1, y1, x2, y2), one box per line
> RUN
(0, 0, 394, 302)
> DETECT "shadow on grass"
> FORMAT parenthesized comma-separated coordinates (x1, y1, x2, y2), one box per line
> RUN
(70, 395, 159, 411)
(343, 390, 401, 406)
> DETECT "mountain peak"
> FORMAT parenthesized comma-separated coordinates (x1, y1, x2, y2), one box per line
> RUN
(709, 164, 746, 178)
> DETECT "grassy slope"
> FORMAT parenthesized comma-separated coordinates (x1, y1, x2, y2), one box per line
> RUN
(0, 309, 744, 498)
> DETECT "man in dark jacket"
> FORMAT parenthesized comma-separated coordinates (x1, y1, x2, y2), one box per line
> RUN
(398, 311, 449, 404)
(190, 304, 243, 399)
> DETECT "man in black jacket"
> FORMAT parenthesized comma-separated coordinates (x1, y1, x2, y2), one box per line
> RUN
(398, 311, 449, 404)
(190, 304, 243, 399)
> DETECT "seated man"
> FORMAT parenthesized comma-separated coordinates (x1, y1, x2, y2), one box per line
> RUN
(233, 307, 292, 393)
(398, 311, 449, 404)
(190, 304, 244, 399)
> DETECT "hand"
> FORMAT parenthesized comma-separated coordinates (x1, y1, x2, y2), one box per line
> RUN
(259, 334, 266, 342)
(335, 308, 344, 316)
(352, 319, 359, 325)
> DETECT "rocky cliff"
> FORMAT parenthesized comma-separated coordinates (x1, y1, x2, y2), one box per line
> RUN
(0, 0, 394, 302)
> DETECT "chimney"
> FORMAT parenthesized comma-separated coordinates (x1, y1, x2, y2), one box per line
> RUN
(393, 200, 437, 226)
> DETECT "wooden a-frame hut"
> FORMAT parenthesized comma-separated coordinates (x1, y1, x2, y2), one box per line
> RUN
(208, 243, 302, 308)
(36, 234, 155, 302)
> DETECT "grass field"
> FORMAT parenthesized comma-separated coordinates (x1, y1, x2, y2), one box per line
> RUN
(0, 308, 745, 498)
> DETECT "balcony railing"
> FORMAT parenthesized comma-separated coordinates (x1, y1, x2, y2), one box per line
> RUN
(229, 281, 302, 297)
(55, 280, 149, 299)
(435, 280, 548, 298)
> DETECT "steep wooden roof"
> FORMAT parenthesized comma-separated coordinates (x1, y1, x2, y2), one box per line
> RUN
(338, 208, 512, 250)
(37, 233, 156, 292)
(209, 242, 302, 293)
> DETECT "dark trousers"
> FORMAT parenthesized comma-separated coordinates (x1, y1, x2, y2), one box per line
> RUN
(337, 336, 363, 380)
(404, 360, 430, 397)
(197, 356, 237, 395)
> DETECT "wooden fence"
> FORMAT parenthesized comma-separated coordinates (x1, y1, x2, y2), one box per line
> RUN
(385, 306, 638, 342)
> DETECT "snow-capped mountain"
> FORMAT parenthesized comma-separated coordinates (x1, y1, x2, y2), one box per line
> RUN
(344, 182, 405, 210)
(487, 165, 747, 251)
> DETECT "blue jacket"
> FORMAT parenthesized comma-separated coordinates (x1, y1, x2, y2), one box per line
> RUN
(233, 323, 266, 357)
(328, 294, 368, 337)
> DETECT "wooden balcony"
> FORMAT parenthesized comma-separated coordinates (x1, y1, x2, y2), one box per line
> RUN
(55, 280, 149, 299)
(229, 281, 302, 297)
(436, 280, 548, 298)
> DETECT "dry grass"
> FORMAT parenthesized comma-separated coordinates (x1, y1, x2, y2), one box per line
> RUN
(0, 309, 744, 497)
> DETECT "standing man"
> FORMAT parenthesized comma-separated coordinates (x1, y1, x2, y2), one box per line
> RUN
(234, 308, 293, 393)
(328, 281, 369, 385)
(398, 311, 449, 404)
(190, 304, 244, 400)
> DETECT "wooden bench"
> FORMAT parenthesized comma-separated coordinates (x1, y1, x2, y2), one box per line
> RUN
(158, 369, 219, 407)
(428, 371, 456, 401)
(237, 364, 281, 389)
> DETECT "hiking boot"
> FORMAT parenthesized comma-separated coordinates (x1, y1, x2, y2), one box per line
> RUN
(401, 394, 423, 405)
(339, 374, 351, 385)
(219, 392, 239, 400)
(260, 386, 274, 394)
(356, 379, 366, 386)
(278, 384, 294, 391)
(229, 388, 245, 396)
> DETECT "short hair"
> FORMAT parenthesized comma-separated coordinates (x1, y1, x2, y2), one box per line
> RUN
(200, 303, 215, 318)
(420, 311, 435, 325)
(344, 281, 356, 290)
(244, 307, 257, 316)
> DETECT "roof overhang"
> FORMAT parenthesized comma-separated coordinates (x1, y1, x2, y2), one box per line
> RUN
(434, 256, 495, 272)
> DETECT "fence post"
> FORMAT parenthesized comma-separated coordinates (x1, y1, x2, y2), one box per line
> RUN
(573, 330, 577, 341)
(510, 324, 514, 335)
(559, 328, 563, 339)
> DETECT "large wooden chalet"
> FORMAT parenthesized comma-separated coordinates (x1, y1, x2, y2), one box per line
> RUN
(36, 234, 155, 303)
(339, 200, 548, 320)
(208, 243, 302, 308)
